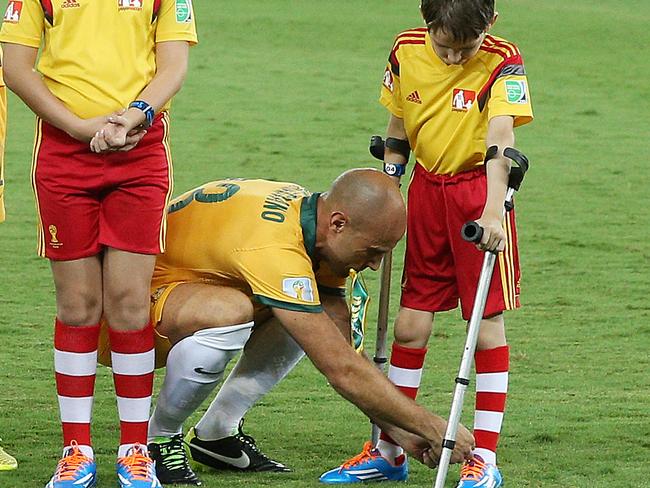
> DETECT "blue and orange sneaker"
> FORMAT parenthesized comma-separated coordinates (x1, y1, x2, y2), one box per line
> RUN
(45, 441, 97, 488)
(319, 442, 408, 484)
(456, 455, 503, 488)
(116, 444, 162, 488)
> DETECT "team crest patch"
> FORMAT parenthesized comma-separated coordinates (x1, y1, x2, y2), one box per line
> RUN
(452, 89, 476, 111)
(382, 67, 394, 92)
(505, 80, 528, 104)
(175, 0, 192, 22)
(118, 0, 143, 10)
(282, 277, 315, 302)
(3, 1, 22, 23)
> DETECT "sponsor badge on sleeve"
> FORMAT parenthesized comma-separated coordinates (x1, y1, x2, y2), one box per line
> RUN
(505, 80, 528, 104)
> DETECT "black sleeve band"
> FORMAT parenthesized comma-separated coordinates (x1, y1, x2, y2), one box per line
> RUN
(385, 137, 411, 160)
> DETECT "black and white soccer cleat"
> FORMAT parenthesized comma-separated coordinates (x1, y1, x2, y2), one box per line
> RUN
(185, 421, 291, 473)
(148, 433, 202, 486)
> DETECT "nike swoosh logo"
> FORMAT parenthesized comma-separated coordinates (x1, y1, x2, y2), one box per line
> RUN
(190, 443, 251, 469)
(194, 367, 224, 376)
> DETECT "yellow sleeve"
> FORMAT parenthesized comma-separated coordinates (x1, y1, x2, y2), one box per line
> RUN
(155, 0, 198, 45)
(236, 248, 323, 313)
(488, 73, 533, 128)
(0, 0, 44, 48)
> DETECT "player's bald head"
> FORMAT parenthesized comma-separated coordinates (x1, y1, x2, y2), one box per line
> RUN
(325, 168, 406, 242)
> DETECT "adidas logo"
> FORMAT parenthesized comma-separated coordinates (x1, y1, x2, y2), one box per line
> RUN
(406, 91, 422, 104)
(61, 0, 80, 7)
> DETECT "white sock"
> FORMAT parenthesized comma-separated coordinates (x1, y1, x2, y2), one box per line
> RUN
(65, 444, 94, 460)
(117, 443, 148, 459)
(376, 439, 404, 464)
(147, 323, 253, 440)
(195, 319, 304, 440)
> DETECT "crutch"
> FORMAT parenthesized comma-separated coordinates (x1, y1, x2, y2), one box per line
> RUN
(371, 249, 392, 445)
(433, 146, 529, 488)
(367, 134, 397, 444)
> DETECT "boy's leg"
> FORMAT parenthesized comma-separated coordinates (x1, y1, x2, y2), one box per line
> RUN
(51, 257, 104, 460)
(375, 308, 431, 464)
(473, 315, 508, 466)
(449, 169, 519, 486)
(103, 249, 157, 459)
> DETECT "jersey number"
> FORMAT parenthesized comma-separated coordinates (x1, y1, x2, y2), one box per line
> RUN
(168, 183, 240, 214)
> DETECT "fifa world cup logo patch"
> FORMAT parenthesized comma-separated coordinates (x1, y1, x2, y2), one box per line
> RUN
(452, 88, 476, 112)
(282, 277, 314, 302)
(48, 225, 63, 249)
(3, 1, 23, 23)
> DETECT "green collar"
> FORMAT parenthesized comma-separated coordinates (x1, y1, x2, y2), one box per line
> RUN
(300, 193, 320, 261)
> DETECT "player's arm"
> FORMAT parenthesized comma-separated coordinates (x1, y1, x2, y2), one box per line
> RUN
(1, 43, 111, 142)
(383, 114, 409, 186)
(475, 115, 516, 252)
(321, 293, 352, 343)
(272, 307, 474, 464)
(95, 41, 191, 150)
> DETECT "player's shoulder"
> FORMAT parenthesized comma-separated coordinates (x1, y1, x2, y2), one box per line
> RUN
(479, 34, 522, 61)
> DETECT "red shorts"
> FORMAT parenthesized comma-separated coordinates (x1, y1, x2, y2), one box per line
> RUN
(401, 164, 521, 321)
(32, 113, 173, 260)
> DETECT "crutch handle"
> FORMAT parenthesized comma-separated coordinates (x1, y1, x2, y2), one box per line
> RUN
(461, 221, 483, 243)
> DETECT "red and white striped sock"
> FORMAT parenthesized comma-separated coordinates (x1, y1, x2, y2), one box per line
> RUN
(109, 323, 155, 458)
(376, 343, 427, 465)
(54, 318, 100, 458)
(473, 345, 509, 466)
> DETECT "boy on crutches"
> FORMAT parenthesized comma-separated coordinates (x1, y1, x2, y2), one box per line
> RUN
(320, 1, 533, 486)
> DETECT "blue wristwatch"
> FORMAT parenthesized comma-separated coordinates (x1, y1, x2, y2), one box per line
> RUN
(383, 162, 407, 177)
(128, 100, 155, 128)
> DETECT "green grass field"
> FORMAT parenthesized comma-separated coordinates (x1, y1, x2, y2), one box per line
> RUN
(1, 0, 649, 486)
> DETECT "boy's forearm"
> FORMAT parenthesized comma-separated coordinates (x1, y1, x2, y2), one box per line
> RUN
(2, 44, 83, 137)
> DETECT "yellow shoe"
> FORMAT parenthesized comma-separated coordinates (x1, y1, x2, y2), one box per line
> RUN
(0, 444, 17, 471)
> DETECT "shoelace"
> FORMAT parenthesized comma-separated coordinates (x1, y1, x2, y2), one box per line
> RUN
(340, 442, 378, 470)
(55, 441, 91, 481)
(459, 456, 487, 480)
(119, 445, 153, 481)
(158, 437, 191, 473)
(235, 431, 262, 454)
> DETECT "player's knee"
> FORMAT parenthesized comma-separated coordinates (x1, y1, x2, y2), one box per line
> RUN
(103, 285, 151, 329)
(476, 314, 506, 350)
(56, 290, 102, 325)
(393, 309, 433, 348)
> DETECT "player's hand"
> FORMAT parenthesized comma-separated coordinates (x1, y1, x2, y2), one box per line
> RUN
(380, 426, 439, 467)
(423, 420, 474, 465)
(473, 214, 506, 252)
(69, 115, 111, 143)
(89, 126, 146, 153)
(89, 110, 147, 153)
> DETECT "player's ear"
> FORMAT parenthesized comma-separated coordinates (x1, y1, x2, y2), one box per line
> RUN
(488, 12, 499, 31)
(329, 211, 347, 233)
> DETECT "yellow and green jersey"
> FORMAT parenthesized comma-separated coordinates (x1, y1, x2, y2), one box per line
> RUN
(0, 0, 197, 118)
(380, 29, 533, 175)
(0, 56, 6, 223)
(153, 179, 346, 313)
